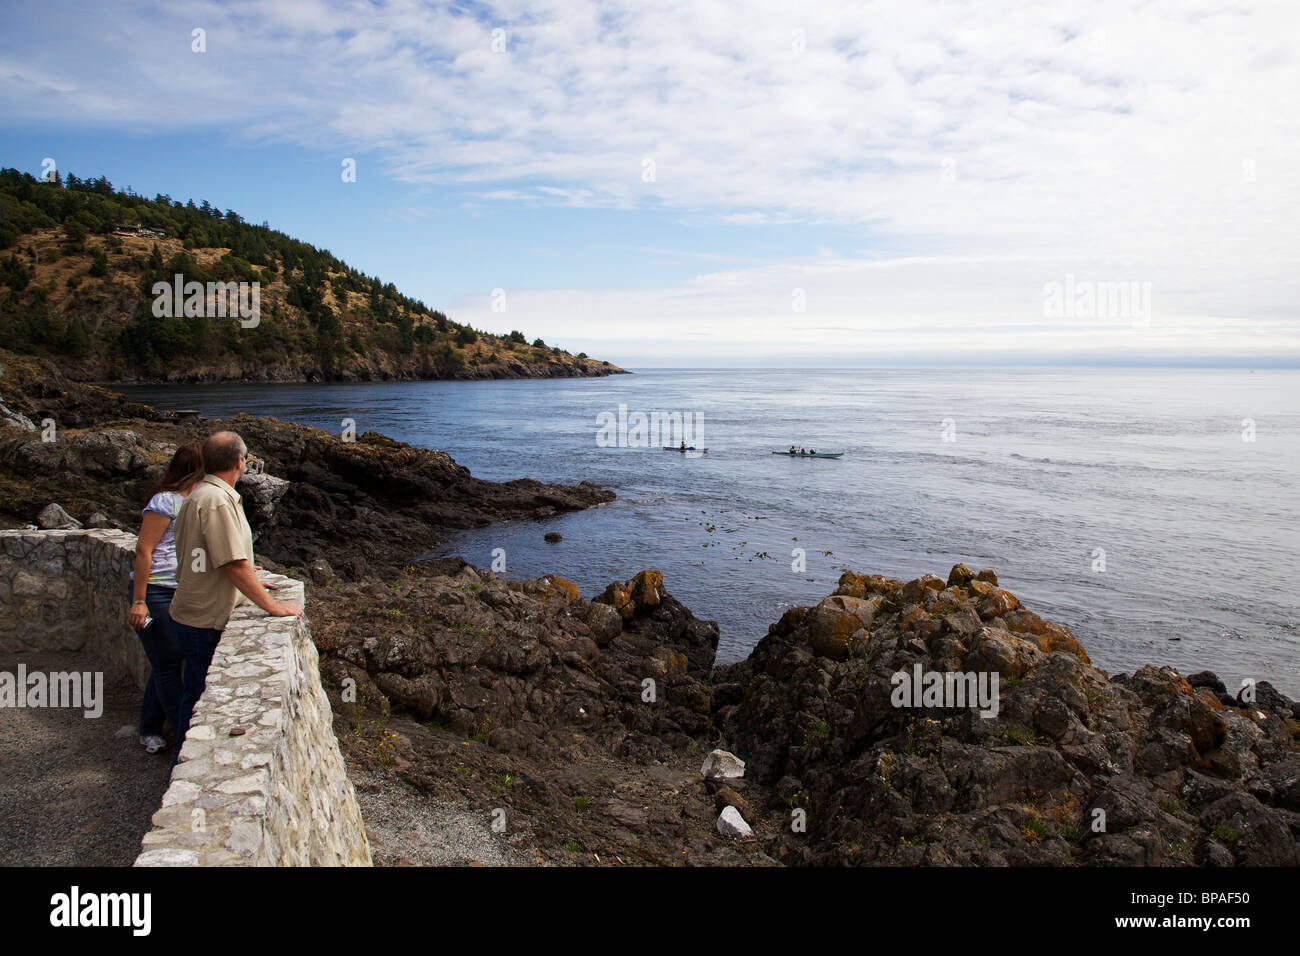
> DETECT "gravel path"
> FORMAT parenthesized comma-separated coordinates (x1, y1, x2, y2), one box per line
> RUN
(0, 650, 172, 866)
(346, 763, 529, 866)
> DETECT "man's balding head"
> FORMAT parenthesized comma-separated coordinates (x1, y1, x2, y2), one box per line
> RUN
(203, 431, 247, 474)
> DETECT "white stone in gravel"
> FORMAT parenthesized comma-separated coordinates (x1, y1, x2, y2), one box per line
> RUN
(701, 749, 746, 780)
(716, 805, 754, 838)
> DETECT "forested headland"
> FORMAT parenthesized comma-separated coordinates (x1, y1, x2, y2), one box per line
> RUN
(0, 168, 623, 382)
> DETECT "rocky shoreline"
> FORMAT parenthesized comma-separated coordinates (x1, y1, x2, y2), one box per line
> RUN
(0, 350, 613, 571)
(310, 562, 1299, 866)
(2, 349, 1297, 866)
(84, 353, 628, 385)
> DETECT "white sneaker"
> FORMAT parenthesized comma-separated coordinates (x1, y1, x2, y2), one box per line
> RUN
(140, 735, 167, 754)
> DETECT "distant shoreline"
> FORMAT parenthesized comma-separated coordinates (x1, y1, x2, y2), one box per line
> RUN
(90, 364, 632, 387)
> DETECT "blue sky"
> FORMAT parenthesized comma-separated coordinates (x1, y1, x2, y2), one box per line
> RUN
(1, 0, 1297, 367)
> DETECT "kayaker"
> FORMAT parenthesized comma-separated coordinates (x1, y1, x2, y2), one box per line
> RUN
(800, 447, 806, 454)
(810, 449, 816, 455)
(680, 441, 687, 451)
(788, 445, 796, 455)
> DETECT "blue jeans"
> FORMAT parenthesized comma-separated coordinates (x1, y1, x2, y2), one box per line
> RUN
(132, 583, 183, 740)
(171, 618, 224, 759)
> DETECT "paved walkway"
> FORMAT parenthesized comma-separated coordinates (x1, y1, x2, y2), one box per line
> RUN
(0, 650, 172, 866)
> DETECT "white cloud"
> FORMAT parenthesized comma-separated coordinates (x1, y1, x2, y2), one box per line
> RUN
(2, 0, 1296, 361)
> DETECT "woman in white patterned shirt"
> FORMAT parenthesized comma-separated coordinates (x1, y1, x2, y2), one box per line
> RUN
(127, 443, 203, 754)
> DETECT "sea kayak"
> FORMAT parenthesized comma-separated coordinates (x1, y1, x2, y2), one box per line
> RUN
(664, 446, 708, 453)
(773, 451, 844, 458)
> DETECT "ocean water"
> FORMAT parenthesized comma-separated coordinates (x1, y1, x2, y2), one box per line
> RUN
(120, 368, 1300, 696)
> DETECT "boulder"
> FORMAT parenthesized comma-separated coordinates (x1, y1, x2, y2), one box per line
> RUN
(37, 503, 81, 530)
(943, 605, 982, 637)
(1238, 680, 1295, 718)
(598, 581, 635, 619)
(631, 569, 663, 608)
(0, 400, 35, 431)
(374, 672, 441, 720)
(1188, 671, 1227, 696)
(947, 563, 974, 586)
(713, 786, 755, 822)
(901, 574, 945, 603)
(1003, 609, 1047, 635)
(835, 571, 898, 598)
(585, 601, 623, 646)
(976, 588, 1020, 618)
(716, 805, 754, 838)
(963, 627, 1039, 680)
(1154, 696, 1226, 754)
(308, 558, 334, 586)
(1024, 621, 1091, 664)
(701, 749, 746, 780)
(68, 429, 149, 477)
(806, 594, 883, 660)
(237, 471, 289, 540)
(540, 576, 579, 603)
(1198, 792, 1300, 866)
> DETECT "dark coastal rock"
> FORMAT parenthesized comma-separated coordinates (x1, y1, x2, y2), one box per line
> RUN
(317, 568, 719, 767)
(713, 569, 1300, 867)
(1188, 671, 1228, 695)
(0, 352, 160, 428)
(0, 350, 616, 567)
(308, 558, 334, 586)
(237, 472, 289, 542)
(947, 563, 974, 586)
(805, 594, 882, 660)
(1238, 680, 1294, 718)
(585, 601, 623, 646)
(0, 398, 36, 431)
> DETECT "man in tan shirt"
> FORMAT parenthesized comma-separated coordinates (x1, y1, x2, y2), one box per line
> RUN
(170, 431, 299, 754)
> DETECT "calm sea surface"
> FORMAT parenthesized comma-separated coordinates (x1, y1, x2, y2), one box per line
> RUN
(120, 368, 1300, 696)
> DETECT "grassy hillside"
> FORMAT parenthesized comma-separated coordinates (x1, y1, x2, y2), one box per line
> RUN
(0, 168, 623, 382)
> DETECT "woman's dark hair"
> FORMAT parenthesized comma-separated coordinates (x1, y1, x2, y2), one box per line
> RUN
(151, 443, 204, 497)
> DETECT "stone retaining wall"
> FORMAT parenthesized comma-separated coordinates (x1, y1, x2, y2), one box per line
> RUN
(0, 528, 149, 689)
(0, 529, 371, 866)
